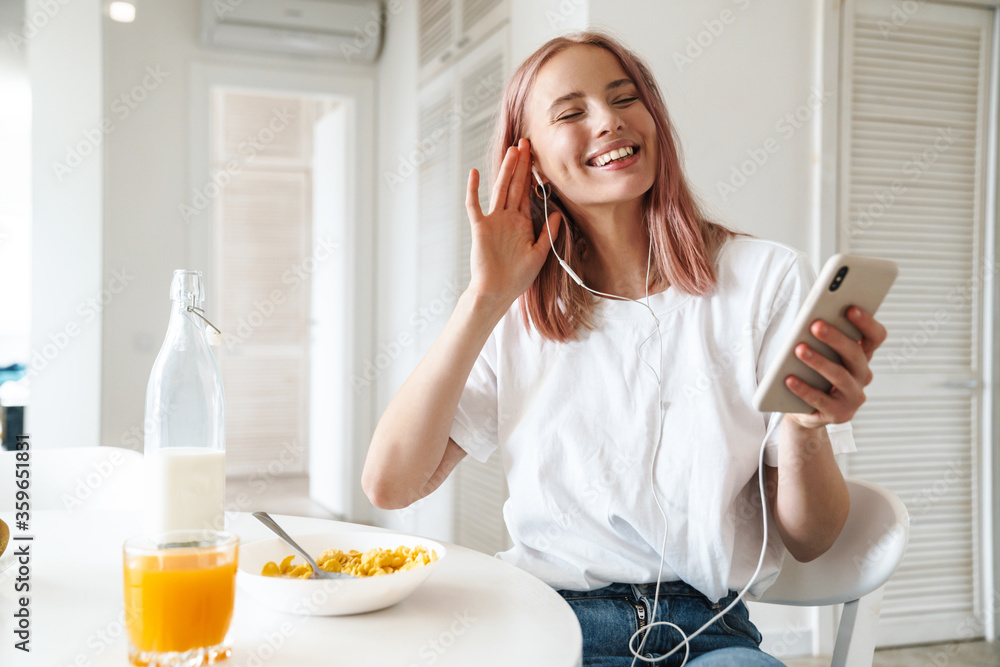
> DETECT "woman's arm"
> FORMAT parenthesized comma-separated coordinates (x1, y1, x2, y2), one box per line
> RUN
(362, 138, 560, 510)
(763, 423, 849, 562)
(764, 305, 888, 562)
(362, 290, 508, 509)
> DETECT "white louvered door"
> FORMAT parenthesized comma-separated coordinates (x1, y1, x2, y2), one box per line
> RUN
(418, 0, 454, 70)
(418, 0, 508, 83)
(840, 0, 994, 646)
(456, 50, 506, 288)
(417, 79, 458, 353)
(460, 0, 507, 53)
(211, 91, 319, 476)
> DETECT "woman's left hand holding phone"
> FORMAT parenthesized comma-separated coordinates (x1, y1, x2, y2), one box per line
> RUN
(783, 307, 889, 430)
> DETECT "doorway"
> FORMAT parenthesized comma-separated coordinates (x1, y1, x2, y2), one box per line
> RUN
(189, 64, 376, 524)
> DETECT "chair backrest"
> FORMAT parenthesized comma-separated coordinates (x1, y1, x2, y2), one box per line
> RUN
(0, 446, 143, 512)
(756, 478, 910, 606)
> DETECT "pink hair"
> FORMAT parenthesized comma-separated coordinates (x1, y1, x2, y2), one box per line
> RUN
(488, 31, 739, 342)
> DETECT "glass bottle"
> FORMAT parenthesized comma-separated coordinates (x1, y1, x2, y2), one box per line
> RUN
(143, 270, 226, 534)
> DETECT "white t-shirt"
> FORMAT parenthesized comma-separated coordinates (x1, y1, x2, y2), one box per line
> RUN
(449, 237, 857, 602)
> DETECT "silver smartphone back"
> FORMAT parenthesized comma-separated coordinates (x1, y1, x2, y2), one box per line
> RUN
(753, 253, 898, 414)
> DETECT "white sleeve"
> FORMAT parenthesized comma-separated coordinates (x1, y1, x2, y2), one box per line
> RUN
(825, 422, 857, 458)
(757, 256, 858, 467)
(449, 329, 500, 464)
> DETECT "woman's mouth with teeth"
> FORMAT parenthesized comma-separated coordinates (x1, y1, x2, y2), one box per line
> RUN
(589, 145, 637, 167)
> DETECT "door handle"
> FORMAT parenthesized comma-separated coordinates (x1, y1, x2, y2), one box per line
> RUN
(941, 380, 979, 389)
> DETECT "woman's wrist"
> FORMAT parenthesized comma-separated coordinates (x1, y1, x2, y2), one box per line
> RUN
(780, 413, 829, 433)
(459, 287, 515, 326)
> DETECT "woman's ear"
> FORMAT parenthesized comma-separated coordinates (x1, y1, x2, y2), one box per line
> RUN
(526, 144, 543, 182)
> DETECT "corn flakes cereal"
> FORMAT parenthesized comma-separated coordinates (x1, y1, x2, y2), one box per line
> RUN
(261, 544, 438, 579)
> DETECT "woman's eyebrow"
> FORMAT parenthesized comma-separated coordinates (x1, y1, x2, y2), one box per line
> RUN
(547, 78, 635, 115)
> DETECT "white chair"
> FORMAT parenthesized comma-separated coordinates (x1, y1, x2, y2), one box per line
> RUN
(0, 446, 143, 512)
(756, 478, 910, 667)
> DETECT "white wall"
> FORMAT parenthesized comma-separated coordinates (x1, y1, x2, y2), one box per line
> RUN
(101, 0, 197, 452)
(374, 0, 421, 440)
(509, 0, 589, 63)
(587, 0, 822, 256)
(27, 0, 104, 449)
(310, 106, 352, 518)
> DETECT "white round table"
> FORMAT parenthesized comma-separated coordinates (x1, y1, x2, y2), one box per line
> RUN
(0, 509, 582, 666)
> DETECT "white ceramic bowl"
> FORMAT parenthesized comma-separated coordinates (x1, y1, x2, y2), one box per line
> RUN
(236, 531, 446, 616)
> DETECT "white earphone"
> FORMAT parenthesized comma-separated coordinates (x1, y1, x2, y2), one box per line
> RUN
(530, 160, 779, 666)
(533, 166, 586, 287)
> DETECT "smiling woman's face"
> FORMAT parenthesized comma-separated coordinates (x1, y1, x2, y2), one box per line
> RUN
(524, 44, 658, 213)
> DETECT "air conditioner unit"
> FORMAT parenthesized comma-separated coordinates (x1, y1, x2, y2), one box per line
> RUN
(202, 0, 384, 63)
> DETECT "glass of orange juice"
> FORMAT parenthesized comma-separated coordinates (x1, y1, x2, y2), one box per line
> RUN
(123, 530, 239, 666)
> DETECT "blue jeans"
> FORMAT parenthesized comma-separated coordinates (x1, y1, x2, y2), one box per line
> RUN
(557, 581, 785, 666)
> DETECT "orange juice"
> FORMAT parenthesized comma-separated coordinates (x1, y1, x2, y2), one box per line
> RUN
(123, 531, 238, 665)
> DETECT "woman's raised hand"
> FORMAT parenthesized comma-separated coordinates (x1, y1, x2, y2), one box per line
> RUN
(465, 138, 561, 305)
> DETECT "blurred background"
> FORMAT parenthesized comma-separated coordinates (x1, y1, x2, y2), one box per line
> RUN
(0, 0, 997, 661)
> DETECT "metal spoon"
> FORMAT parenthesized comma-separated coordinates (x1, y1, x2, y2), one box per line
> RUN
(252, 512, 355, 580)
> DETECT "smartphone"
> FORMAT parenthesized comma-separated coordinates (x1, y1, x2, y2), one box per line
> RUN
(752, 253, 898, 414)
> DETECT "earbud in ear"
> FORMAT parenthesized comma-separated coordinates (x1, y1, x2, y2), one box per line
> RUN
(531, 166, 544, 187)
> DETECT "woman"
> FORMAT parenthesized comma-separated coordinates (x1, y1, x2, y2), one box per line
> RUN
(363, 31, 886, 666)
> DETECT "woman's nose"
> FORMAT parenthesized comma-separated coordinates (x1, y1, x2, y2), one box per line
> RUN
(594, 104, 625, 136)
